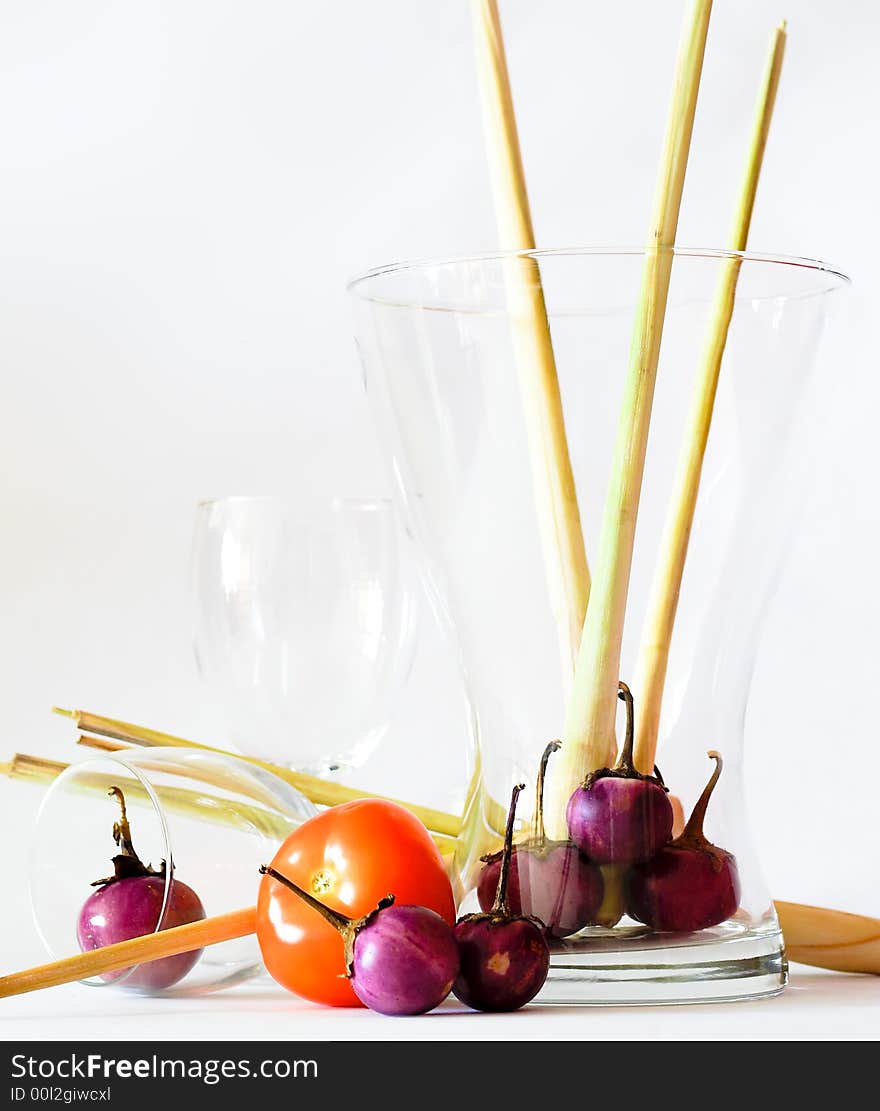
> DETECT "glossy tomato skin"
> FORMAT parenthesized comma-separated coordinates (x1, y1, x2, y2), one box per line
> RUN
(257, 799, 456, 1007)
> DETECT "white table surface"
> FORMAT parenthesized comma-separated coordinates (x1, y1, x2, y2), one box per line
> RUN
(1, 967, 877, 1043)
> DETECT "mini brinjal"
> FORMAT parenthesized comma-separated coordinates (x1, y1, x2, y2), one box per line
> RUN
(627, 751, 740, 933)
(566, 682, 673, 865)
(455, 784, 550, 1012)
(477, 742, 603, 937)
(77, 787, 205, 990)
(259, 865, 459, 1016)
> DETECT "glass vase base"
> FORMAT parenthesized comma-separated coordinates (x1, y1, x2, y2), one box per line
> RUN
(538, 924, 787, 1006)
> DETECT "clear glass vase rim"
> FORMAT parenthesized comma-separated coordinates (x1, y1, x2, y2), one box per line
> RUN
(347, 245, 850, 301)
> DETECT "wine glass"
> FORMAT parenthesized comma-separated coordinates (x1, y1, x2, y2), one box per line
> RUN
(191, 496, 418, 774)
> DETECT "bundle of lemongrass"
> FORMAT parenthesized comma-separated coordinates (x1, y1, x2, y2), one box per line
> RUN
(11, 707, 461, 853)
(470, 0, 875, 973)
(1, 0, 877, 996)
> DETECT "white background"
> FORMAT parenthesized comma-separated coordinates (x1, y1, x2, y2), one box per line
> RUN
(1, 1, 878, 1035)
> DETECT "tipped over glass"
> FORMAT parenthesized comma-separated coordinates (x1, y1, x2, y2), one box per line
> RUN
(28, 747, 316, 994)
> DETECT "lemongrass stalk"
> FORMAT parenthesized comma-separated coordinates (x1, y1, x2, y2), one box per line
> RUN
(472, 0, 590, 693)
(592, 864, 628, 927)
(633, 22, 787, 773)
(544, 0, 713, 835)
(64, 731, 262, 809)
(73, 735, 459, 856)
(76, 733, 306, 811)
(54, 706, 461, 838)
(2, 753, 68, 784)
(2, 753, 295, 838)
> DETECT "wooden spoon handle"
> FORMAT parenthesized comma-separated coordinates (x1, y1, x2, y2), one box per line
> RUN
(775, 900, 880, 975)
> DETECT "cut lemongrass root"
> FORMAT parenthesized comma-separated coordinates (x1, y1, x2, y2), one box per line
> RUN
(544, 0, 713, 836)
(0, 907, 257, 999)
(633, 20, 788, 773)
(53, 707, 461, 839)
(472, 0, 590, 693)
(0, 897, 874, 998)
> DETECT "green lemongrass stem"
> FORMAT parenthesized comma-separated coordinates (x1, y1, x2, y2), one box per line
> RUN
(472, 0, 590, 695)
(633, 21, 787, 773)
(2, 753, 295, 839)
(53, 706, 461, 839)
(76, 732, 306, 813)
(454, 753, 511, 902)
(545, 0, 713, 836)
(593, 863, 628, 928)
(74, 734, 459, 857)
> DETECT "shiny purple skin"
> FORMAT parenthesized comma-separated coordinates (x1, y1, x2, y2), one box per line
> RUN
(477, 844, 604, 938)
(351, 904, 459, 1016)
(566, 777, 673, 864)
(453, 915, 550, 1012)
(627, 847, 740, 932)
(77, 875, 206, 990)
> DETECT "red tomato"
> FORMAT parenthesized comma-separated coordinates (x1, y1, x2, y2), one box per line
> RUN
(256, 798, 455, 1007)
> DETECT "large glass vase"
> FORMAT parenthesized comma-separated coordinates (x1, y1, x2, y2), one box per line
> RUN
(351, 247, 847, 1003)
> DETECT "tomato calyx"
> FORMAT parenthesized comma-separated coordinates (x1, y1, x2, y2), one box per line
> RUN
(259, 864, 395, 977)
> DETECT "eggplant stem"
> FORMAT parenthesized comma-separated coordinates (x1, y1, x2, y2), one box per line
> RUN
(677, 750, 723, 847)
(494, 783, 525, 916)
(534, 742, 560, 844)
(108, 785, 139, 858)
(90, 786, 162, 886)
(612, 682, 636, 775)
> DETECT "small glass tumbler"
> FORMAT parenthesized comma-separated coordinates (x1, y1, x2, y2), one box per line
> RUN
(351, 246, 849, 1004)
(29, 747, 316, 993)
(192, 496, 418, 773)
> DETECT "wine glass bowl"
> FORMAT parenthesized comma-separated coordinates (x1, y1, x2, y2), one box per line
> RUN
(191, 496, 418, 773)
